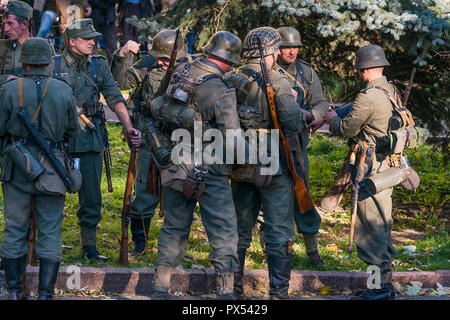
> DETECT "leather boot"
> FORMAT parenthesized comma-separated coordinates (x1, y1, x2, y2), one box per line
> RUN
(38, 258, 60, 300)
(152, 265, 173, 299)
(81, 226, 108, 262)
(267, 253, 293, 300)
(130, 217, 151, 256)
(2, 256, 28, 300)
(351, 262, 395, 300)
(302, 233, 324, 266)
(216, 272, 235, 300)
(233, 248, 247, 298)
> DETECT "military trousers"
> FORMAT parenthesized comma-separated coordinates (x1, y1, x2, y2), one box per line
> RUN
(231, 174, 296, 257)
(355, 186, 397, 266)
(72, 152, 103, 229)
(156, 174, 239, 273)
(0, 183, 65, 261)
(130, 146, 159, 220)
(292, 131, 321, 234)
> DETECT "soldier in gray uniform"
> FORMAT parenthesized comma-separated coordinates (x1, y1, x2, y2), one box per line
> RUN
(0, 0, 32, 86)
(276, 26, 327, 265)
(0, 38, 80, 299)
(230, 27, 304, 300)
(49, 18, 142, 262)
(324, 44, 398, 300)
(151, 31, 242, 299)
(110, 30, 187, 255)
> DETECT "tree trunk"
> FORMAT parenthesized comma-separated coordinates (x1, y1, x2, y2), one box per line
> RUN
(319, 151, 351, 212)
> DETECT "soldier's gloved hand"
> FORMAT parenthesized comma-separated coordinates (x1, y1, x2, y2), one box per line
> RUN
(119, 41, 141, 57)
(128, 128, 142, 146)
(307, 118, 325, 133)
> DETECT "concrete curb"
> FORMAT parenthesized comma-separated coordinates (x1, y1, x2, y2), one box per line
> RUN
(1, 268, 449, 297)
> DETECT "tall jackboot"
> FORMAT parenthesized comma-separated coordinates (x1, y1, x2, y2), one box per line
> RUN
(130, 217, 151, 255)
(267, 253, 293, 300)
(233, 248, 247, 298)
(302, 233, 324, 266)
(2, 256, 28, 300)
(38, 258, 60, 300)
(216, 272, 235, 299)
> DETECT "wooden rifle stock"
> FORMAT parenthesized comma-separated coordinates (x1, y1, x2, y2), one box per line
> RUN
(257, 38, 313, 214)
(347, 144, 368, 253)
(119, 145, 137, 265)
(159, 29, 181, 95)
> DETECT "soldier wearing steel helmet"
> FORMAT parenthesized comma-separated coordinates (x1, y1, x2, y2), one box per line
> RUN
(0, 37, 80, 300)
(151, 31, 243, 299)
(275, 26, 326, 266)
(0, 0, 33, 86)
(229, 27, 304, 300)
(324, 44, 397, 300)
(110, 30, 190, 256)
(48, 18, 142, 263)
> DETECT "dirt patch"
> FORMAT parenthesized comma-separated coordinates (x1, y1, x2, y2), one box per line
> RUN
(392, 228, 427, 246)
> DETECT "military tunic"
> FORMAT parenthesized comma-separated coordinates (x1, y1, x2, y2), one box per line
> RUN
(48, 49, 126, 238)
(230, 59, 304, 257)
(0, 40, 25, 86)
(329, 76, 398, 266)
(276, 60, 327, 236)
(0, 70, 79, 261)
(110, 51, 162, 220)
(156, 58, 240, 273)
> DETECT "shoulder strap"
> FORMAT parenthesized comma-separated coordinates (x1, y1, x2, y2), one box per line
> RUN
(53, 55, 62, 78)
(18, 77, 52, 123)
(280, 62, 306, 97)
(91, 56, 98, 85)
(373, 85, 415, 128)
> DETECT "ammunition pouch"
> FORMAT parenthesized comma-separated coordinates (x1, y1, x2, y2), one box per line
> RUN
(3, 141, 45, 182)
(236, 104, 263, 130)
(82, 101, 103, 118)
(34, 151, 68, 196)
(230, 164, 273, 189)
(142, 121, 173, 169)
(150, 95, 202, 131)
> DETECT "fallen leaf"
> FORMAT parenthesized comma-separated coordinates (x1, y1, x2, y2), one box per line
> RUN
(405, 283, 421, 296)
(320, 286, 332, 295)
(436, 283, 450, 296)
(191, 264, 205, 270)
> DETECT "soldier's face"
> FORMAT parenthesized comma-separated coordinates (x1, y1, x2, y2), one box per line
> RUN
(278, 46, 299, 64)
(4, 15, 28, 41)
(157, 57, 170, 70)
(69, 37, 96, 56)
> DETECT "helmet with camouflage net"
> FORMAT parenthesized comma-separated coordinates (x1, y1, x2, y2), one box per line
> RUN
(355, 44, 390, 70)
(242, 27, 281, 59)
(203, 31, 242, 64)
(149, 30, 187, 59)
(19, 37, 54, 65)
(277, 26, 302, 47)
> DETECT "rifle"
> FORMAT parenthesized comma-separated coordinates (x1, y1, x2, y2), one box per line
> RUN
(347, 143, 373, 253)
(402, 67, 416, 107)
(257, 38, 313, 214)
(17, 109, 75, 190)
(158, 29, 181, 96)
(119, 144, 138, 265)
(99, 106, 113, 192)
(26, 196, 37, 266)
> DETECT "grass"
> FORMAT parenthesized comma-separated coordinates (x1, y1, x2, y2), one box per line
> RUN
(0, 123, 448, 272)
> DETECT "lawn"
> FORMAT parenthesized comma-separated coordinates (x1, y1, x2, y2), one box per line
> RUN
(0, 123, 448, 273)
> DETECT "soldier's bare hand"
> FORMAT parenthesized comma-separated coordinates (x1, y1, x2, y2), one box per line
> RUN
(323, 110, 337, 124)
(290, 88, 298, 101)
(301, 108, 312, 122)
(6, 75, 17, 81)
(307, 118, 325, 133)
(119, 41, 141, 57)
(128, 128, 142, 146)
